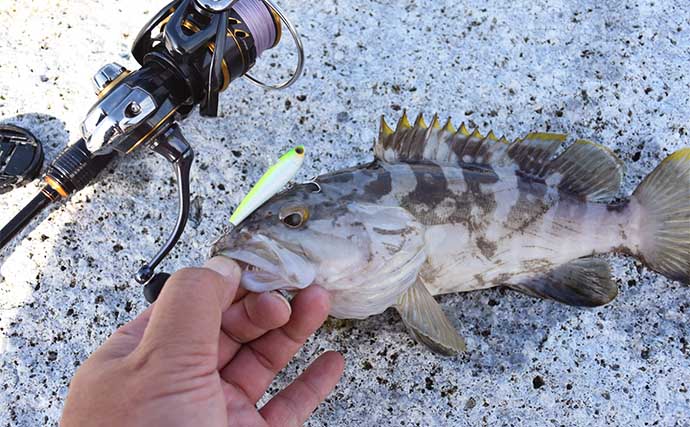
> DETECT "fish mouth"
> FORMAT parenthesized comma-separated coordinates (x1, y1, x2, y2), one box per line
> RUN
(218, 234, 316, 293)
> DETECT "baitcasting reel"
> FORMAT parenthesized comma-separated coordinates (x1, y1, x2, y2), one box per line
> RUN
(0, 0, 304, 300)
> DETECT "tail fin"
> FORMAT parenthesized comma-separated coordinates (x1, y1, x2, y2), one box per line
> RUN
(632, 148, 690, 283)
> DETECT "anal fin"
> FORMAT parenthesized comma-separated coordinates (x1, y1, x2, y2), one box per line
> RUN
(509, 258, 618, 307)
(395, 279, 466, 355)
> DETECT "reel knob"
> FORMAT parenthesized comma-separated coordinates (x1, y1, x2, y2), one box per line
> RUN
(143, 273, 171, 303)
(92, 63, 129, 96)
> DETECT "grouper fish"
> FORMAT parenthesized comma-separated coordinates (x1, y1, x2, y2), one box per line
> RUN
(212, 112, 690, 355)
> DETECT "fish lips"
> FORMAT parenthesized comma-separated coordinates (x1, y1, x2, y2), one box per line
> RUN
(218, 235, 316, 293)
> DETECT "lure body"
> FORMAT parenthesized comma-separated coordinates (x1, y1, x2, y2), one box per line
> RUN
(229, 145, 305, 226)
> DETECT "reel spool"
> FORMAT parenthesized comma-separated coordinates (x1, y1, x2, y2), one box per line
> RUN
(132, 0, 304, 116)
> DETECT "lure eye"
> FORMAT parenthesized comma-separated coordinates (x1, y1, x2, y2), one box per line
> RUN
(305, 182, 321, 193)
(279, 206, 309, 229)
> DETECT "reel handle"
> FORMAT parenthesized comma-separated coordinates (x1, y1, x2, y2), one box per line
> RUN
(135, 124, 193, 297)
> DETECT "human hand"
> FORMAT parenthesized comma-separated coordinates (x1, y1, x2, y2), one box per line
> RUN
(61, 257, 344, 427)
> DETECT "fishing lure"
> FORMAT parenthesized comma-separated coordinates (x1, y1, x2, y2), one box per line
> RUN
(229, 145, 306, 226)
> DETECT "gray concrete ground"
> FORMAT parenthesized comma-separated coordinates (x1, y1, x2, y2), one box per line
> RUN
(1, 0, 689, 425)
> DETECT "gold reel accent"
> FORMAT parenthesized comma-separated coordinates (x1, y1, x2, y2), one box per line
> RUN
(157, 13, 238, 92)
(96, 70, 131, 100)
(44, 176, 68, 198)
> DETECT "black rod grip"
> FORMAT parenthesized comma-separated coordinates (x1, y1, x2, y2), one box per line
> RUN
(47, 139, 117, 194)
(0, 140, 117, 252)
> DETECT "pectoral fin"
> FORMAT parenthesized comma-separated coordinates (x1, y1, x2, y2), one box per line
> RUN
(509, 258, 618, 307)
(395, 279, 466, 355)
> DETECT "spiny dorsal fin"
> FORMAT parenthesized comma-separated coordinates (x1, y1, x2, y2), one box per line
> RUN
(376, 112, 507, 166)
(379, 115, 394, 139)
(375, 113, 625, 201)
(448, 127, 510, 166)
(442, 117, 456, 133)
(506, 133, 565, 176)
(377, 111, 427, 163)
(429, 114, 441, 130)
(545, 140, 624, 201)
(414, 112, 427, 129)
(397, 110, 412, 131)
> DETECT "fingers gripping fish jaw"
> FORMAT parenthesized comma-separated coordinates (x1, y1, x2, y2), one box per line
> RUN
(219, 234, 317, 292)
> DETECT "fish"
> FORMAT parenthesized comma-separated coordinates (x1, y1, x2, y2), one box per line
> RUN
(211, 112, 690, 355)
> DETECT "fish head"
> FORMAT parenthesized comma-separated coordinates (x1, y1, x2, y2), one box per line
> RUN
(212, 168, 428, 299)
(212, 180, 384, 293)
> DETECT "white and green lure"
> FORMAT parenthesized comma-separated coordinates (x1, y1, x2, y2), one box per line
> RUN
(229, 145, 306, 226)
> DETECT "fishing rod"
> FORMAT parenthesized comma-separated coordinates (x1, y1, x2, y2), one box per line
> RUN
(0, 0, 304, 299)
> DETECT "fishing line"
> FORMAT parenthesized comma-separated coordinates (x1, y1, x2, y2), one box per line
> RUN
(243, 0, 305, 90)
(234, 0, 276, 57)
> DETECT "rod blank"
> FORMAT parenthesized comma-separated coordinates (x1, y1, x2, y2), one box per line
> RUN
(0, 187, 56, 251)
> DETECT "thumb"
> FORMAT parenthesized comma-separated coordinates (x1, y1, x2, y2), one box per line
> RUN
(135, 257, 241, 362)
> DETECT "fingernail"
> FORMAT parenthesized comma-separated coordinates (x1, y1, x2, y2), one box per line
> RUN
(268, 291, 292, 315)
(204, 256, 241, 280)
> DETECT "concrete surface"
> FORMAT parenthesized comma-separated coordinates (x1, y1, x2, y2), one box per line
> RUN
(1, 0, 689, 425)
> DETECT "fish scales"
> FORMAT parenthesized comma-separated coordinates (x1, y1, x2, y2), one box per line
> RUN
(214, 113, 690, 355)
(317, 162, 631, 296)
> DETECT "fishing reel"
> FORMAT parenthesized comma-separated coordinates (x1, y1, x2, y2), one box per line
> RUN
(0, 0, 304, 300)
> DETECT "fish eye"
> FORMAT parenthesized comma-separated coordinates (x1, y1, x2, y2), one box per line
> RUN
(279, 206, 309, 228)
(282, 213, 303, 228)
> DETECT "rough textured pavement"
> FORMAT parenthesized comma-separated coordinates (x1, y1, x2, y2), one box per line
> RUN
(1, 0, 689, 425)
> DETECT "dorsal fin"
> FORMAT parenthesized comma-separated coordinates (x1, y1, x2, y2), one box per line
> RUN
(445, 128, 509, 166)
(375, 112, 625, 201)
(545, 140, 624, 201)
(375, 112, 508, 166)
(506, 133, 565, 176)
